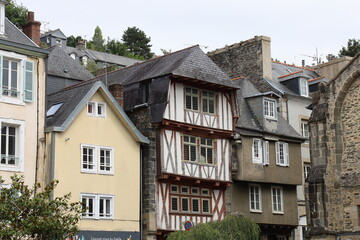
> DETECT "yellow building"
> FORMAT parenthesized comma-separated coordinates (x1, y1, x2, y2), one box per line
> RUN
(0, 0, 48, 187)
(43, 81, 148, 239)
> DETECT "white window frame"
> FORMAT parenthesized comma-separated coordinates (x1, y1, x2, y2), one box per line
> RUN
(299, 78, 309, 97)
(263, 140, 269, 165)
(0, 50, 28, 105)
(183, 134, 215, 165)
(200, 137, 214, 164)
(0, 118, 24, 172)
(304, 163, 311, 180)
(80, 193, 114, 220)
(275, 142, 289, 167)
(252, 138, 262, 164)
(185, 87, 199, 111)
(81, 194, 96, 218)
(80, 144, 114, 175)
(271, 186, 284, 214)
(98, 147, 113, 174)
(87, 101, 106, 118)
(202, 90, 216, 114)
(249, 184, 262, 212)
(264, 98, 277, 120)
(301, 120, 309, 142)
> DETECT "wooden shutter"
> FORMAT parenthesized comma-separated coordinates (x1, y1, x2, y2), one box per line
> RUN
(23, 60, 34, 102)
(263, 141, 269, 165)
(285, 143, 289, 166)
(275, 142, 280, 165)
(0, 55, 2, 95)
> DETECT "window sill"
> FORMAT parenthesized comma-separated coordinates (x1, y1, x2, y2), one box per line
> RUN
(0, 166, 22, 172)
(272, 211, 284, 215)
(265, 117, 277, 122)
(80, 170, 97, 174)
(276, 164, 289, 167)
(250, 210, 262, 214)
(170, 212, 212, 217)
(0, 97, 25, 106)
(98, 172, 114, 176)
(182, 160, 216, 167)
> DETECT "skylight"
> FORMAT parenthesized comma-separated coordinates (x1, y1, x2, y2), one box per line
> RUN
(46, 103, 63, 117)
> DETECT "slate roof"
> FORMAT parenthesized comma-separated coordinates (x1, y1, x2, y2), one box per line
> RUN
(64, 47, 142, 67)
(41, 29, 66, 40)
(235, 78, 304, 140)
(46, 81, 149, 143)
(94, 45, 238, 89)
(2, 18, 37, 47)
(47, 46, 94, 81)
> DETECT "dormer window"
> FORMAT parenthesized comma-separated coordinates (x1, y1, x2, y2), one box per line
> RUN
(299, 79, 309, 97)
(264, 98, 276, 119)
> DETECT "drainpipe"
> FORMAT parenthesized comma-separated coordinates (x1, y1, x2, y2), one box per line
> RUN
(140, 146, 143, 240)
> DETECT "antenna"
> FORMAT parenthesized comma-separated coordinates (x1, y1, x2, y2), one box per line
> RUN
(40, 21, 50, 34)
(301, 48, 322, 65)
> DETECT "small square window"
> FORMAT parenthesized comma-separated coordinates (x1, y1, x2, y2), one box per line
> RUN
(181, 186, 189, 194)
(191, 187, 199, 195)
(201, 189, 210, 196)
(170, 185, 179, 193)
(88, 102, 106, 118)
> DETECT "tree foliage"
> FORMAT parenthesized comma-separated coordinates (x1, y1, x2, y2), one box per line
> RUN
(339, 39, 360, 57)
(86, 26, 105, 51)
(0, 175, 82, 240)
(122, 26, 154, 60)
(106, 38, 145, 60)
(167, 213, 260, 240)
(67, 35, 84, 47)
(5, 0, 28, 28)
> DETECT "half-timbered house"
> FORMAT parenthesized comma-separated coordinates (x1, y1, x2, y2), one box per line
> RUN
(93, 46, 239, 240)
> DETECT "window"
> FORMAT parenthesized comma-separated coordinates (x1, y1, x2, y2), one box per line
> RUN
(81, 194, 114, 219)
(271, 186, 283, 214)
(81, 144, 114, 175)
(0, 119, 24, 172)
(185, 87, 199, 111)
(56, 39, 62, 46)
(185, 87, 216, 114)
(263, 140, 269, 165)
(200, 138, 213, 164)
(264, 99, 276, 119)
(252, 138, 262, 163)
(183, 135, 215, 164)
(46, 102, 63, 117)
(0, 52, 33, 104)
(275, 142, 289, 166)
(169, 185, 211, 215)
(249, 184, 262, 212)
(87, 102, 106, 117)
(299, 78, 309, 97)
(301, 120, 309, 143)
(202, 90, 215, 114)
(304, 164, 311, 180)
(70, 53, 76, 60)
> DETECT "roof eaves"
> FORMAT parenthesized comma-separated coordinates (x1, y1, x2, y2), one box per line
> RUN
(0, 38, 49, 57)
(263, 78, 284, 95)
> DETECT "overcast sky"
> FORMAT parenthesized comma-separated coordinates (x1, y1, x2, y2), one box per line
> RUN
(19, 0, 360, 66)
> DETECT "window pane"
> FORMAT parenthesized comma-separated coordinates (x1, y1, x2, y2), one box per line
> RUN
(192, 96, 198, 110)
(192, 199, 199, 212)
(203, 199, 209, 213)
(182, 198, 189, 211)
(185, 95, 192, 109)
(171, 197, 178, 211)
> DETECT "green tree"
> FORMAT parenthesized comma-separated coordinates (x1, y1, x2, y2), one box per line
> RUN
(122, 26, 154, 60)
(67, 35, 84, 47)
(167, 213, 260, 240)
(0, 175, 82, 240)
(87, 26, 105, 51)
(106, 38, 145, 60)
(5, 0, 28, 28)
(339, 39, 360, 57)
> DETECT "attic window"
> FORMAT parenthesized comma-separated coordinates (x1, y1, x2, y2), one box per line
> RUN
(46, 103, 63, 117)
(299, 79, 309, 97)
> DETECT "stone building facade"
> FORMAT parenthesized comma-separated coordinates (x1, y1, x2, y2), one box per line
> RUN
(307, 53, 360, 240)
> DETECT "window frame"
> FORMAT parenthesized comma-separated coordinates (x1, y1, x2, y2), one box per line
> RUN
(185, 87, 199, 111)
(80, 144, 114, 175)
(184, 86, 217, 115)
(252, 138, 262, 164)
(87, 101, 106, 118)
(275, 142, 289, 167)
(301, 120, 309, 142)
(183, 134, 215, 165)
(80, 193, 114, 220)
(271, 186, 284, 214)
(299, 78, 309, 97)
(0, 118, 24, 172)
(202, 90, 216, 114)
(264, 98, 277, 120)
(263, 140, 269, 165)
(249, 184, 262, 213)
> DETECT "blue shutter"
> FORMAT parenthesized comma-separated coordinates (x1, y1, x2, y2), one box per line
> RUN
(23, 60, 34, 102)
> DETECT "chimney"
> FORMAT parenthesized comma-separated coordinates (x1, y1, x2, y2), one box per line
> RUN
(76, 40, 86, 50)
(0, 0, 5, 35)
(108, 84, 124, 108)
(22, 11, 41, 46)
(208, 36, 272, 92)
(302, 60, 305, 67)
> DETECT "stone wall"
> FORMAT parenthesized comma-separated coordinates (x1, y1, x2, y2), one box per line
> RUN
(307, 54, 360, 239)
(127, 107, 158, 240)
(208, 36, 272, 92)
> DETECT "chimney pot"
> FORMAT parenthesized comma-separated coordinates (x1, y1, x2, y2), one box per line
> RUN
(28, 11, 34, 22)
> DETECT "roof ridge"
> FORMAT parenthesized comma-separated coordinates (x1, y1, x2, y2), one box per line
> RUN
(272, 60, 315, 72)
(278, 70, 303, 79)
(91, 44, 199, 80)
(48, 79, 98, 96)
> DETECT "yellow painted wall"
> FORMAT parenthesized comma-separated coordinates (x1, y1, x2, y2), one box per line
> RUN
(0, 55, 46, 186)
(52, 91, 140, 232)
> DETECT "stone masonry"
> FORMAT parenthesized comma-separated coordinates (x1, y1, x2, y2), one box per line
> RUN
(306, 53, 360, 240)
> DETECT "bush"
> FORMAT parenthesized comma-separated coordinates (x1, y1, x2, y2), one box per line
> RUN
(167, 213, 260, 240)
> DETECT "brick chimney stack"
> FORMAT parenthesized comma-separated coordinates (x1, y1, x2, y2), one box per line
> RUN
(108, 84, 124, 108)
(22, 11, 41, 46)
